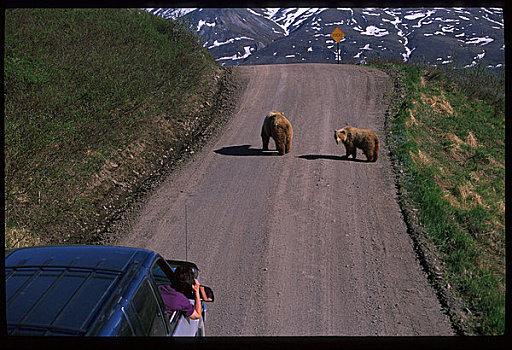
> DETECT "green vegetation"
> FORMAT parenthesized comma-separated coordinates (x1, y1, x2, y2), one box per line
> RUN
(4, 8, 221, 247)
(375, 61, 505, 335)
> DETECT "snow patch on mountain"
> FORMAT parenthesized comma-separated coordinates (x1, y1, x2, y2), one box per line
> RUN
(206, 37, 255, 49)
(197, 20, 215, 31)
(359, 26, 389, 37)
(217, 46, 253, 63)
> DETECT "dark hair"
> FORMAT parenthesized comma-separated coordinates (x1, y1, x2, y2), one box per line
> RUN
(172, 266, 194, 298)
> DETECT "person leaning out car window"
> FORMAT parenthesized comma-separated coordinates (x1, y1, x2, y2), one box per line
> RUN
(158, 266, 203, 320)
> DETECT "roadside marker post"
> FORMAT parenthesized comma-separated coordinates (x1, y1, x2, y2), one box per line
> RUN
(330, 27, 345, 64)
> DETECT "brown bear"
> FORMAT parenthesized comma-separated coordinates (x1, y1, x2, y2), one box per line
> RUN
(334, 126, 379, 162)
(261, 111, 293, 155)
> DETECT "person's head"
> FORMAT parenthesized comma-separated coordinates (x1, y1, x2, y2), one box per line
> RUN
(172, 266, 195, 297)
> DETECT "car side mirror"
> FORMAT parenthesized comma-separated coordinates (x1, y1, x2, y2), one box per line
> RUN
(200, 285, 214, 302)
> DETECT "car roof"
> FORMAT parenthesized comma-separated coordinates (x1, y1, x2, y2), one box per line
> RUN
(5, 245, 159, 336)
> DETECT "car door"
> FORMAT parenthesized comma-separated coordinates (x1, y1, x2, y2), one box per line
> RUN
(131, 277, 170, 336)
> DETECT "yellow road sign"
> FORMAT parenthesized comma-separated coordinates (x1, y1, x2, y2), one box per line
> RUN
(331, 27, 345, 42)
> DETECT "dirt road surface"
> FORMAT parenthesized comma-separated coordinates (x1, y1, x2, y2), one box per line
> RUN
(119, 64, 454, 336)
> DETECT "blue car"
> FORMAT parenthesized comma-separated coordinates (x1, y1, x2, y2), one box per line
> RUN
(5, 245, 214, 336)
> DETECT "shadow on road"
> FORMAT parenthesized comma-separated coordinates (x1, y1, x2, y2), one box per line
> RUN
(214, 144, 275, 156)
(297, 154, 369, 162)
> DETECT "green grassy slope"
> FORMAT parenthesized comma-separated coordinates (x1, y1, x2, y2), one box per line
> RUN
(4, 8, 223, 246)
(375, 61, 505, 335)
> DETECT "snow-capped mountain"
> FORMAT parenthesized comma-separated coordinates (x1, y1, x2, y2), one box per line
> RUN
(146, 8, 504, 69)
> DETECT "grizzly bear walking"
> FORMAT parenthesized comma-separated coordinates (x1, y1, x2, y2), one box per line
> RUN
(334, 126, 379, 162)
(261, 111, 293, 155)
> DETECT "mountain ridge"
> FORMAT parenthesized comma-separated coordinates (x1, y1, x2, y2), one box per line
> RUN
(146, 7, 504, 68)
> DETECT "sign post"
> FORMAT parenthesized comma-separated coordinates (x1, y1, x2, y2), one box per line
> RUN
(330, 27, 345, 64)
(337, 41, 339, 64)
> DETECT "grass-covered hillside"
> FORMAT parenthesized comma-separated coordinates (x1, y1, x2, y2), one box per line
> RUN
(374, 61, 505, 335)
(4, 8, 235, 247)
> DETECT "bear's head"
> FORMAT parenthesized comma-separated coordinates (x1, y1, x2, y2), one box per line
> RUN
(334, 127, 351, 144)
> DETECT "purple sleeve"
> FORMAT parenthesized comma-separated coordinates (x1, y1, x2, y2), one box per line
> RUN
(177, 295, 195, 317)
(158, 285, 195, 317)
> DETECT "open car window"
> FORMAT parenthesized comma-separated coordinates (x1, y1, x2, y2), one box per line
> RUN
(151, 259, 174, 286)
(166, 260, 199, 280)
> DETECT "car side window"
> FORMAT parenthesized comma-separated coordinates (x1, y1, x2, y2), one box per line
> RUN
(150, 260, 180, 334)
(151, 260, 173, 286)
(132, 278, 168, 336)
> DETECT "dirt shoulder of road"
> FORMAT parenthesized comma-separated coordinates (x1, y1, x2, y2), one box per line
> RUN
(100, 66, 249, 245)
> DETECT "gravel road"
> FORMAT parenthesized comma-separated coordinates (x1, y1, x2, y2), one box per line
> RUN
(118, 63, 454, 336)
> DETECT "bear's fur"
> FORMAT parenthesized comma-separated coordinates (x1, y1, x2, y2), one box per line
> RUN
(261, 111, 293, 155)
(334, 126, 379, 162)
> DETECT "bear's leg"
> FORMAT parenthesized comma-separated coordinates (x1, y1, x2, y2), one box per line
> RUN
(373, 140, 379, 162)
(363, 148, 372, 161)
(276, 140, 286, 155)
(365, 141, 377, 162)
(368, 150, 376, 162)
(346, 145, 356, 159)
(262, 134, 270, 151)
(344, 144, 351, 158)
(285, 135, 292, 154)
